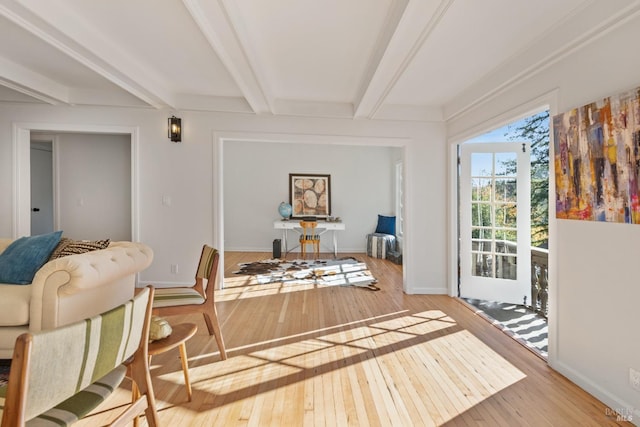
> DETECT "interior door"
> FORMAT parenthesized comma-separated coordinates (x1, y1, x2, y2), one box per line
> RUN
(459, 142, 531, 305)
(30, 141, 54, 235)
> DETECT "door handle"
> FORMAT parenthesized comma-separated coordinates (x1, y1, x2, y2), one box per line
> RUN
(32, 208, 40, 212)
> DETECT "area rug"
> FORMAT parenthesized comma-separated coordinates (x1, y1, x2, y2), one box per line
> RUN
(462, 298, 548, 357)
(0, 359, 10, 387)
(234, 258, 379, 290)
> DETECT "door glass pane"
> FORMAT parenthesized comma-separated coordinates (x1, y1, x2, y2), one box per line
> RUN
(495, 178, 516, 202)
(495, 254, 517, 279)
(495, 229, 517, 243)
(495, 152, 517, 176)
(495, 203, 517, 227)
(471, 253, 493, 277)
(471, 178, 491, 201)
(471, 203, 492, 226)
(472, 227, 493, 240)
(471, 238, 493, 252)
(471, 153, 493, 176)
(496, 240, 517, 254)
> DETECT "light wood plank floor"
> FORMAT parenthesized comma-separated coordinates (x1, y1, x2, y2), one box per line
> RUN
(78, 252, 630, 426)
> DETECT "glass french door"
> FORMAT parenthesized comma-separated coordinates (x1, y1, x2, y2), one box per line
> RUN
(459, 142, 531, 305)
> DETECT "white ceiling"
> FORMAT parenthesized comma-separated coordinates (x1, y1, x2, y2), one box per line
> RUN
(0, 0, 637, 121)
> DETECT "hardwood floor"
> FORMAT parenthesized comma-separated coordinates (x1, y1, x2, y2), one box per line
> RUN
(78, 252, 630, 426)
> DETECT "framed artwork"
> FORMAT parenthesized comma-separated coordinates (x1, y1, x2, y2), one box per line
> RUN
(553, 86, 640, 224)
(289, 173, 331, 219)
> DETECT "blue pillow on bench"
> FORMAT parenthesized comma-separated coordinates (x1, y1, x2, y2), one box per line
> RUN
(0, 231, 63, 285)
(375, 215, 396, 236)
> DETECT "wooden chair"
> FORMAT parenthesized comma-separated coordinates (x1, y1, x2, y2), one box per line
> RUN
(299, 221, 320, 258)
(0, 286, 158, 427)
(151, 245, 227, 360)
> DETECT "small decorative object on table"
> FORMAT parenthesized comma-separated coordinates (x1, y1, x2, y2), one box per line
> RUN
(149, 315, 172, 341)
(278, 201, 292, 220)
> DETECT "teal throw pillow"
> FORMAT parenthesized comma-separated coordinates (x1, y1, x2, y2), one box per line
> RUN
(0, 231, 63, 285)
(375, 215, 396, 236)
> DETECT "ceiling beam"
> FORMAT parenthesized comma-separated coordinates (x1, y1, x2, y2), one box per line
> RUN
(0, 56, 68, 104)
(182, 0, 273, 115)
(0, 1, 174, 109)
(354, 0, 454, 119)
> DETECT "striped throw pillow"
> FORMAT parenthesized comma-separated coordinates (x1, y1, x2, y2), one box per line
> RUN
(49, 238, 111, 260)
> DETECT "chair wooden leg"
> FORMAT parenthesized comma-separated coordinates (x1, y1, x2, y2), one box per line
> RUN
(131, 380, 140, 427)
(203, 311, 227, 360)
(178, 342, 193, 401)
(129, 358, 159, 427)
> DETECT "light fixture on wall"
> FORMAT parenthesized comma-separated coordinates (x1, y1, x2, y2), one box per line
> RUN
(168, 116, 182, 142)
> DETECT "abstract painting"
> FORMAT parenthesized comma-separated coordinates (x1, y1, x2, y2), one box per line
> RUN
(553, 86, 640, 223)
(289, 173, 331, 218)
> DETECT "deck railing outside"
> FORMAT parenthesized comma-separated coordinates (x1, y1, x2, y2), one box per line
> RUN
(531, 246, 549, 317)
(469, 242, 548, 317)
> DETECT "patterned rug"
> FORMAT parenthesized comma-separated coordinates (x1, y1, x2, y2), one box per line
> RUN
(463, 298, 548, 357)
(0, 360, 10, 387)
(234, 258, 379, 290)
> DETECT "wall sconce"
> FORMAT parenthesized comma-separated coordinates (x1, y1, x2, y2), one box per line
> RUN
(168, 116, 182, 142)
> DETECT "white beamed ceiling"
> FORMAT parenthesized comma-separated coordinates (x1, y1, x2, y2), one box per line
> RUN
(0, 0, 638, 121)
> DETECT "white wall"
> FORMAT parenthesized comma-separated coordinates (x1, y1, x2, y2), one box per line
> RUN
(224, 140, 400, 252)
(56, 133, 131, 241)
(0, 107, 447, 294)
(447, 12, 640, 423)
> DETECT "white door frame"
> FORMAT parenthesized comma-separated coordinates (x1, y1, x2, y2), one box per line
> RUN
(447, 90, 559, 365)
(12, 122, 140, 240)
(212, 131, 410, 290)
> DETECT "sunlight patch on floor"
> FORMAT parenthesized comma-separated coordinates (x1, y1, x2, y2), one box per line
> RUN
(179, 311, 526, 424)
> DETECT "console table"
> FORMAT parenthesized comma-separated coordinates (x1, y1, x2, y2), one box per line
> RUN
(274, 220, 346, 256)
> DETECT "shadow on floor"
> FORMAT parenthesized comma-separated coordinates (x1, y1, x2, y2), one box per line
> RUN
(462, 298, 548, 358)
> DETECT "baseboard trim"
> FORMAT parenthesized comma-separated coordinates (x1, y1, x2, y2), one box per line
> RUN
(404, 286, 447, 295)
(137, 281, 191, 288)
(552, 360, 638, 424)
(224, 247, 366, 253)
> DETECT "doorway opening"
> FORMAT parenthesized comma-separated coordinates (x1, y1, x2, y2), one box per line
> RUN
(13, 123, 139, 241)
(458, 110, 550, 359)
(214, 132, 409, 291)
(30, 132, 132, 241)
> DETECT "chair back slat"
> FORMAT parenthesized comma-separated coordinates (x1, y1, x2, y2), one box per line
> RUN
(299, 221, 320, 258)
(299, 221, 318, 239)
(196, 245, 218, 281)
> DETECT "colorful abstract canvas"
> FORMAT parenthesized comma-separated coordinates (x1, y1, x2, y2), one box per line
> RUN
(553, 87, 640, 223)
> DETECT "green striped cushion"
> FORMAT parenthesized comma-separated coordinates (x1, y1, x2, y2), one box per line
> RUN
(153, 287, 205, 308)
(25, 365, 126, 426)
(0, 288, 150, 423)
(196, 246, 217, 279)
